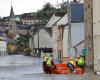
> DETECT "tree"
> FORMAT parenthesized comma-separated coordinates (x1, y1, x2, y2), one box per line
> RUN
(16, 35, 27, 52)
(7, 43, 15, 55)
(36, 2, 56, 20)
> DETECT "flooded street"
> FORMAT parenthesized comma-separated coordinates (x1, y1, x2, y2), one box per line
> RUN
(0, 55, 99, 80)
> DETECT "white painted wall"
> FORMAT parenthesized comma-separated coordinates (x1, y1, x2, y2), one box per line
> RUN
(57, 13, 69, 58)
(52, 23, 84, 58)
(52, 25, 69, 59)
(93, 0, 100, 35)
(93, 0, 100, 71)
(34, 29, 52, 48)
(71, 23, 84, 56)
(52, 25, 58, 59)
(75, 42, 85, 55)
(63, 26, 69, 57)
(93, 36, 100, 71)
(52, 13, 69, 59)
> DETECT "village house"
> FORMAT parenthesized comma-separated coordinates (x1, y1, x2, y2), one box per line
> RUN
(29, 14, 61, 57)
(48, 2, 84, 63)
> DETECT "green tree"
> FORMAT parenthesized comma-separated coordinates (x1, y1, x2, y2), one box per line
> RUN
(16, 35, 27, 51)
(7, 43, 15, 55)
(36, 2, 56, 20)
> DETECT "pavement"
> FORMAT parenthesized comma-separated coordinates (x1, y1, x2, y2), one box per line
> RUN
(0, 55, 100, 80)
(84, 67, 100, 80)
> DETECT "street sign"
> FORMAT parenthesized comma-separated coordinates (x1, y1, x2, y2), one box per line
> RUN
(82, 48, 88, 55)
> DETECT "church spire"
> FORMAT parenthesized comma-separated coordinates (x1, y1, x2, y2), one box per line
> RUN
(10, 5, 14, 17)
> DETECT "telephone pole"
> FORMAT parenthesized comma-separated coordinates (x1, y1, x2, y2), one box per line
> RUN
(67, 0, 72, 56)
(84, 0, 94, 69)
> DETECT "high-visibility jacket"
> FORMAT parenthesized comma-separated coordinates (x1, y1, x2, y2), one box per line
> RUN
(69, 59, 75, 66)
(46, 58, 51, 66)
(77, 58, 85, 66)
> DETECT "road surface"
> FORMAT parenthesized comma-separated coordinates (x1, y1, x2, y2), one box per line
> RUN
(0, 55, 99, 80)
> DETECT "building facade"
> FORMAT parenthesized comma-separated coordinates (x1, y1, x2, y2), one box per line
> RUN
(51, 2, 84, 63)
(84, 0, 100, 71)
(8, 6, 17, 34)
(20, 13, 40, 25)
(92, 0, 100, 71)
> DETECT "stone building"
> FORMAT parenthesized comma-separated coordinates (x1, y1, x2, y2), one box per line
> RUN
(8, 5, 17, 34)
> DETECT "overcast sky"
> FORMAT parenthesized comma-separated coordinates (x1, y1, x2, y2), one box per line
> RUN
(0, 0, 71, 17)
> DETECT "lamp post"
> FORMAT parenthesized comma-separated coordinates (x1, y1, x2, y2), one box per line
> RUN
(37, 23, 40, 57)
(38, 26, 39, 49)
(26, 25, 30, 47)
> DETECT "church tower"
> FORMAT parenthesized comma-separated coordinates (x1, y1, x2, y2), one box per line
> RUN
(10, 5, 14, 18)
(8, 5, 16, 34)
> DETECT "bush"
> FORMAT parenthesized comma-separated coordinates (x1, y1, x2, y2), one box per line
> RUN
(7, 43, 15, 55)
(24, 47, 32, 56)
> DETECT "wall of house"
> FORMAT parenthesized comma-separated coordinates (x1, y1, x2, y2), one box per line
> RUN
(52, 25, 69, 62)
(93, 0, 100, 71)
(75, 42, 85, 56)
(16, 30, 27, 34)
(29, 37, 34, 50)
(71, 23, 84, 56)
(52, 23, 84, 59)
(8, 19, 16, 33)
(34, 29, 52, 48)
(62, 26, 69, 63)
(63, 26, 69, 57)
(52, 25, 58, 59)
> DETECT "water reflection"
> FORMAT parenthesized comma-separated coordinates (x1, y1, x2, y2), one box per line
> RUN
(41, 74, 88, 80)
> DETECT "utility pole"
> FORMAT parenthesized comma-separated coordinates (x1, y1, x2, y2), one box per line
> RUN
(26, 25, 29, 47)
(67, 0, 72, 57)
(37, 23, 40, 57)
(38, 27, 39, 49)
(84, 0, 94, 68)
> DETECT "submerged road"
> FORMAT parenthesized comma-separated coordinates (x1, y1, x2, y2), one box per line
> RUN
(0, 55, 99, 80)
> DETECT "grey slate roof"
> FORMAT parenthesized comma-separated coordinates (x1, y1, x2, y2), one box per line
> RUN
(70, 3, 84, 22)
(17, 24, 32, 30)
